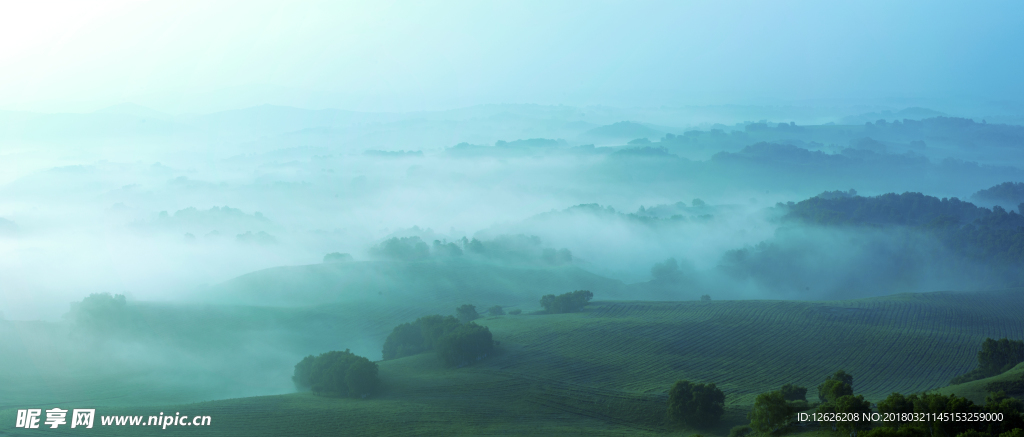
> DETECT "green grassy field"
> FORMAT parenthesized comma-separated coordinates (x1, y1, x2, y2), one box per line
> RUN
(3, 289, 1023, 436)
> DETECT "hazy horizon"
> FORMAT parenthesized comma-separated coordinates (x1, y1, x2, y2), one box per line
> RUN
(1, 0, 1022, 114)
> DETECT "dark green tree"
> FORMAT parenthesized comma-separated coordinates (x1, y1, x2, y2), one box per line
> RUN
(667, 380, 726, 428)
(818, 379, 853, 403)
(381, 322, 425, 360)
(344, 358, 380, 398)
(292, 355, 315, 389)
(297, 349, 379, 398)
(818, 370, 854, 402)
(979, 338, 1024, 375)
(488, 305, 504, 316)
(984, 391, 1024, 436)
(748, 390, 792, 435)
(436, 324, 494, 367)
(381, 315, 461, 360)
(456, 304, 479, 323)
(913, 393, 983, 437)
(878, 392, 915, 430)
(539, 290, 593, 313)
(817, 395, 871, 435)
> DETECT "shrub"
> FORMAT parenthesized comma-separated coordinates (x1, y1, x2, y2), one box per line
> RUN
(780, 383, 807, 402)
(667, 380, 725, 428)
(436, 324, 494, 367)
(488, 305, 504, 316)
(456, 304, 479, 322)
(539, 290, 593, 314)
(700, 294, 711, 302)
(292, 349, 379, 398)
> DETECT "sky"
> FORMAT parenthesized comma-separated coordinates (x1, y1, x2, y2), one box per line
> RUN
(0, 0, 1022, 113)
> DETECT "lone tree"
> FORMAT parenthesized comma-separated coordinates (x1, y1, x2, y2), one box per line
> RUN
(292, 349, 379, 398)
(456, 304, 480, 323)
(488, 305, 505, 316)
(540, 290, 593, 314)
(667, 380, 726, 428)
(436, 324, 494, 367)
(748, 390, 793, 435)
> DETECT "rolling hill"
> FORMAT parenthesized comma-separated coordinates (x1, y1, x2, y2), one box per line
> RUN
(4, 288, 1022, 436)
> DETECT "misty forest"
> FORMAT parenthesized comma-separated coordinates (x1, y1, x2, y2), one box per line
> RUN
(3, 2, 1024, 436)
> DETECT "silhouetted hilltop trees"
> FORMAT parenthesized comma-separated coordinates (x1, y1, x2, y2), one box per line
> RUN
(363, 149, 423, 157)
(368, 234, 572, 265)
(784, 192, 988, 227)
(778, 191, 1024, 286)
(369, 236, 431, 261)
(972, 182, 1024, 207)
(292, 349, 379, 398)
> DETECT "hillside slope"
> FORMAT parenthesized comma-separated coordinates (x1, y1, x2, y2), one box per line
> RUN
(5, 289, 1022, 436)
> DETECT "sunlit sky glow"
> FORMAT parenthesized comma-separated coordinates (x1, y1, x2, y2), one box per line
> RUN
(1, 0, 1022, 113)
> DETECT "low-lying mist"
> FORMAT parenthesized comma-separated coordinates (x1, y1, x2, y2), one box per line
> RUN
(4, 104, 1024, 405)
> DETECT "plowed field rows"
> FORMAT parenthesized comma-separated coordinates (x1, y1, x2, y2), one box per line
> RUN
(479, 289, 1024, 404)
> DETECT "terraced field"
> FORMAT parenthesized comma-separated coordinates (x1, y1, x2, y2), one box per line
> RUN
(4, 289, 1022, 436)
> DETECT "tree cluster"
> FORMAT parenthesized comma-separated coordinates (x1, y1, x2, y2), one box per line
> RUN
(292, 349, 379, 398)
(782, 192, 1024, 286)
(456, 304, 480, 323)
(435, 324, 494, 367)
(814, 370, 872, 435)
(951, 338, 1024, 384)
(67, 293, 128, 333)
(540, 290, 593, 313)
(870, 391, 1024, 437)
(748, 384, 810, 435)
(381, 314, 495, 368)
(381, 315, 461, 360)
(667, 380, 726, 428)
